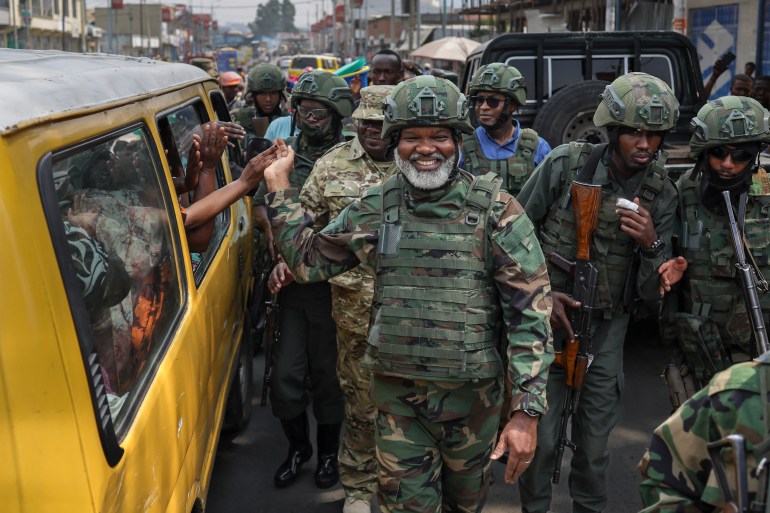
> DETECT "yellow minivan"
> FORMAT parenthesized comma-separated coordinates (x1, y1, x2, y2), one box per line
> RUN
(288, 53, 340, 83)
(0, 50, 256, 512)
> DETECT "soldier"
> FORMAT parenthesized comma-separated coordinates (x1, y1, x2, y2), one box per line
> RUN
(234, 63, 288, 145)
(263, 76, 553, 513)
(254, 70, 353, 490)
(290, 85, 396, 513)
(638, 354, 770, 511)
(657, 96, 770, 391)
(461, 63, 551, 194)
(516, 72, 680, 513)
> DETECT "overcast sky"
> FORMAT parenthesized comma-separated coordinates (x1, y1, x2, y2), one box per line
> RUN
(86, 0, 448, 30)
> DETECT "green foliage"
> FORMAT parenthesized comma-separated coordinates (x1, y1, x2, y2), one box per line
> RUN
(250, 0, 295, 37)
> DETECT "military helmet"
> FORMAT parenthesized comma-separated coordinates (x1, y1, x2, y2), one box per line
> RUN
(247, 63, 287, 94)
(689, 95, 770, 158)
(593, 72, 679, 131)
(290, 69, 354, 118)
(468, 63, 527, 106)
(352, 85, 395, 121)
(382, 75, 473, 139)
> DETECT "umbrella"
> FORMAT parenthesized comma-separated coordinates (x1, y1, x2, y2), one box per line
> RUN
(409, 37, 481, 63)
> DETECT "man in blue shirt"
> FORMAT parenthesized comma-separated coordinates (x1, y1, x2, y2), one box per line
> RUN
(461, 63, 551, 195)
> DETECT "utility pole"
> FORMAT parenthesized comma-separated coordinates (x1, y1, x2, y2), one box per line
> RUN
(408, 0, 414, 52)
(61, 0, 66, 51)
(140, 0, 144, 55)
(416, 0, 420, 48)
(389, 0, 394, 49)
(11, 0, 19, 48)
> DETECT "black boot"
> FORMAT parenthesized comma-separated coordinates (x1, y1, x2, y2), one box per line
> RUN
(314, 423, 341, 489)
(274, 412, 313, 488)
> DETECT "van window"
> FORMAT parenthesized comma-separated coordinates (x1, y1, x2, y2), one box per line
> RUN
(158, 101, 230, 285)
(292, 57, 317, 69)
(49, 126, 184, 431)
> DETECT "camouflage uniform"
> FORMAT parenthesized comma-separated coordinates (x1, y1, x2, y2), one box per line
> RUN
(638, 354, 770, 512)
(267, 76, 553, 513)
(665, 96, 770, 387)
(462, 63, 551, 195)
(517, 72, 680, 513)
(298, 85, 398, 503)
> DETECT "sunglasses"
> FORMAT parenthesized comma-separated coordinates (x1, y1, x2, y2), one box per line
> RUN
(708, 146, 755, 163)
(470, 95, 507, 109)
(297, 106, 332, 121)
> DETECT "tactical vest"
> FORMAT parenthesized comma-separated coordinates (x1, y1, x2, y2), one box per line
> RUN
(364, 172, 504, 381)
(539, 142, 667, 317)
(462, 128, 539, 194)
(676, 175, 770, 349)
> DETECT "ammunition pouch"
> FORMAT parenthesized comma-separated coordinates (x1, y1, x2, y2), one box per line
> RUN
(674, 312, 732, 384)
(662, 360, 698, 410)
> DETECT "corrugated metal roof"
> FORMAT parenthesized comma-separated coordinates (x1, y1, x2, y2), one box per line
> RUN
(0, 49, 212, 135)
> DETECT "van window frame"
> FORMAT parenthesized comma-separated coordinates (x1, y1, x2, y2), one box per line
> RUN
(156, 97, 231, 286)
(37, 122, 189, 463)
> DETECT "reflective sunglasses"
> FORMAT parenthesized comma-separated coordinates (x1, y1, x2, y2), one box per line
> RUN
(707, 146, 755, 163)
(297, 106, 332, 121)
(470, 95, 507, 109)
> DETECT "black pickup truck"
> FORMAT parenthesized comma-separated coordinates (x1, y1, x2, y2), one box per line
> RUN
(460, 31, 706, 176)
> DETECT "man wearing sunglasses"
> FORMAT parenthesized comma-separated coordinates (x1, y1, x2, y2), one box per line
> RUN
(279, 85, 397, 513)
(461, 63, 551, 195)
(253, 69, 354, 491)
(652, 96, 770, 400)
(517, 72, 680, 513)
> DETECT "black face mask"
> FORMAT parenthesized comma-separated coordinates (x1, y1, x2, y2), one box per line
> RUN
(699, 159, 755, 210)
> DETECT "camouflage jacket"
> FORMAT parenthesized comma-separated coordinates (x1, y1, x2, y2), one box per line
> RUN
(267, 170, 554, 414)
(300, 137, 397, 291)
(638, 358, 770, 512)
(517, 142, 678, 317)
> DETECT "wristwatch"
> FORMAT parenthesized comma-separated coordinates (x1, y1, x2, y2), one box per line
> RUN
(641, 238, 665, 258)
(520, 409, 542, 419)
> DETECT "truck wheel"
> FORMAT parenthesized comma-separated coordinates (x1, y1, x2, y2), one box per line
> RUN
(222, 330, 254, 435)
(532, 80, 610, 146)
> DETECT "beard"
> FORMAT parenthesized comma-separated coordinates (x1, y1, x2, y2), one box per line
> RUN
(479, 109, 511, 131)
(396, 151, 457, 190)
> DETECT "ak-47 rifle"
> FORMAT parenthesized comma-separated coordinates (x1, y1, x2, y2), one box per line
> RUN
(260, 288, 280, 407)
(722, 191, 770, 357)
(549, 181, 602, 485)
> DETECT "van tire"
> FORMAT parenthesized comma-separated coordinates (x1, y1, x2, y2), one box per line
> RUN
(532, 80, 610, 147)
(222, 333, 254, 435)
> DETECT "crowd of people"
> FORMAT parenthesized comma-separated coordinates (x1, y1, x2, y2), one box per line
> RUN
(213, 50, 770, 513)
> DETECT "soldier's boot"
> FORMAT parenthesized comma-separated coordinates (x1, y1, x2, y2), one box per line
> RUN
(274, 412, 313, 488)
(314, 422, 341, 489)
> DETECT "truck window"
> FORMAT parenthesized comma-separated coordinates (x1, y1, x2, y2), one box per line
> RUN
(640, 55, 675, 91)
(504, 57, 538, 102)
(49, 126, 184, 432)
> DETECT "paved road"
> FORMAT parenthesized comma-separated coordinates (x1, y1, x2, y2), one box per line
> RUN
(208, 326, 672, 513)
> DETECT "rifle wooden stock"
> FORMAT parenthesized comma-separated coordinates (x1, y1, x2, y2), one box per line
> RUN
(552, 181, 602, 485)
(571, 181, 602, 262)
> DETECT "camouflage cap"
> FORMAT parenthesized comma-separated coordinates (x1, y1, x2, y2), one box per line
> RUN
(382, 75, 472, 139)
(593, 72, 680, 131)
(689, 95, 770, 158)
(352, 84, 395, 121)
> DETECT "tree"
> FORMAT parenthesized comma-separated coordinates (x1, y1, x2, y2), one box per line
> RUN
(280, 0, 296, 33)
(251, 0, 282, 37)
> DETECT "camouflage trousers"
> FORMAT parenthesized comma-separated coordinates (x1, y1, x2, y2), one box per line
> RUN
(332, 285, 378, 501)
(519, 314, 629, 513)
(370, 374, 503, 513)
